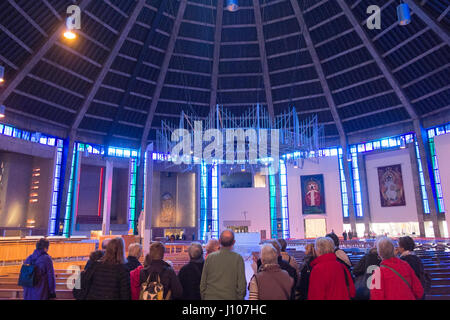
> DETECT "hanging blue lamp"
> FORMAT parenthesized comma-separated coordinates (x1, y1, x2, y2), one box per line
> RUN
(397, 2, 411, 26)
(226, 0, 239, 12)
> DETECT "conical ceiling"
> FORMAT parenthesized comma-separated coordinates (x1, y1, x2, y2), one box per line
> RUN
(0, 0, 448, 148)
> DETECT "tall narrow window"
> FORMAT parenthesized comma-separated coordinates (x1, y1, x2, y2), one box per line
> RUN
(63, 142, 79, 237)
(128, 158, 137, 233)
(279, 160, 290, 238)
(338, 148, 349, 218)
(427, 128, 445, 213)
(350, 147, 363, 217)
(49, 139, 64, 235)
(414, 139, 431, 214)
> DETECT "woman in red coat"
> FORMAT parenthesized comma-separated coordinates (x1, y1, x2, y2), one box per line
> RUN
(307, 237, 355, 300)
(370, 237, 423, 300)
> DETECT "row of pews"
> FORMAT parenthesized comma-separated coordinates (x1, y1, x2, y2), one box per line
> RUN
(0, 238, 97, 300)
(287, 246, 450, 300)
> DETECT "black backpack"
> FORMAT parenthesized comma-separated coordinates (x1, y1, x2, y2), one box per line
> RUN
(72, 263, 97, 300)
(18, 263, 35, 288)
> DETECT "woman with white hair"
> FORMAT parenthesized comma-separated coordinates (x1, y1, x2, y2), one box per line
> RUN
(370, 237, 423, 300)
(248, 244, 294, 300)
(307, 237, 355, 300)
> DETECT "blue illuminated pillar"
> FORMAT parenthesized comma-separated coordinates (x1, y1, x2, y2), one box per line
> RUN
(48, 139, 64, 236)
(63, 142, 80, 237)
(199, 161, 219, 242)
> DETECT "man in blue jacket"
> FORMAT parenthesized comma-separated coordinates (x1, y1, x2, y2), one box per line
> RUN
(23, 238, 56, 300)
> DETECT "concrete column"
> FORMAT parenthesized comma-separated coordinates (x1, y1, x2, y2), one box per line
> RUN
(408, 145, 426, 237)
(414, 120, 441, 237)
(102, 160, 113, 235)
(357, 153, 372, 235)
(143, 143, 154, 255)
(341, 140, 357, 235)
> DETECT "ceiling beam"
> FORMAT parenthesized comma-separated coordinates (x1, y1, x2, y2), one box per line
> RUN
(8, 0, 47, 36)
(403, 0, 450, 46)
(253, 0, 275, 120)
(337, 1, 419, 121)
(290, 0, 346, 138)
(71, 0, 147, 131)
(106, 0, 169, 145)
(141, 0, 188, 146)
(210, 0, 224, 114)
(0, 0, 93, 107)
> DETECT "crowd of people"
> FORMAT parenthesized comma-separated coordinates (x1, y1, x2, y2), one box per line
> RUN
(21, 231, 429, 300)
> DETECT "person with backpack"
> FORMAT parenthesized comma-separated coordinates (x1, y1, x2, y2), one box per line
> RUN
(139, 242, 182, 300)
(370, 237, 423, 300)
(398, 236, 430, 298)
(178, 243, 204, 300)
(352, 246, 381, 300)
(278, 238, 300, 275)
(296, 243, 316, 300)
(85, 237, 131, 300)
(21, 238, 56, 300)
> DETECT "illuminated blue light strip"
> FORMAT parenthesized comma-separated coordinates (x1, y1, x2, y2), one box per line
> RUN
(338, 148, 349, 218)
(200, 162, 208, 241)
(49, 139, 64, 235)
(414, 139, 431, 214)
(128, 158, 137, 233)
(211, 162, 219, 239)
(279, 159, 290, 238)
(350, 148, 363, 218)
(63, 143, 78, 237)
(427, 126, 448, 213)
(268, 166, 278, 239)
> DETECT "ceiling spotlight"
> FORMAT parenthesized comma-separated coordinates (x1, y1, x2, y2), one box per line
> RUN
(0, 65, 4, 83)
(64, 29, 77, 40)
(226, 0, 239, 12)
(0, 105, 5, 119)
(397, 2, 411, 26)
(64, 16, 77, 40)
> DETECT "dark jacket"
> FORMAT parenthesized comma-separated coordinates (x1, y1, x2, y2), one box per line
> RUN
(352, 250, 381, 300)
(400, 253, 429, 296)
(139, 260, 183, 300)
(86, 262, 131, 300)
(84, 250, 104, 271)
(353, 251, 381, 277)
(125, 256, 142, 272)
(178, 258, 204, 300)
(400, 254, 423, 280)
(297, 255, 315, 300)
(23, 249, 56, 300)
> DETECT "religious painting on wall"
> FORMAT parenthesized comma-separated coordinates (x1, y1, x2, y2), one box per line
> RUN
(377, 164, 406, 207)
(301, 174, 326, 215)
(160, 192, 175, 224)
